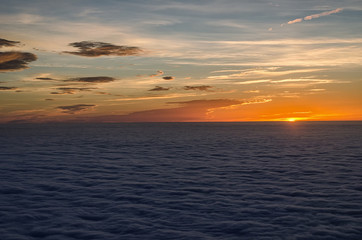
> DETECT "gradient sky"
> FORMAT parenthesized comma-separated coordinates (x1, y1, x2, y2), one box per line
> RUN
(1, 0, 361, 123)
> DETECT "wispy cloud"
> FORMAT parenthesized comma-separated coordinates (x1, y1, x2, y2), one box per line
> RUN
(304, 8, 343, 21)
(208, 67, 325, 81)
(63, 41, 143, 57)
(286, 8, 343, 25)
(287, 18, 303, 25)
(206, 98, 272, 115)
(109, 92, 208, 102)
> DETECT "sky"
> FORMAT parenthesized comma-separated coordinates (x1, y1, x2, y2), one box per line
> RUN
(1, 0, 361, 123)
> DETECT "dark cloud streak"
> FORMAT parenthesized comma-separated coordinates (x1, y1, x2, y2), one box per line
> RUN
(51, 87, 96, 95)
(0, 86, 18, 90)
(56, 104, 96, 114)
(183, 85, 213, 91)
(64, 41, 142, 57)
(36, 77, 55, 80)
(67, 76, 115, 83)
(0, 38, 20, 48)
(163, 76, 174, 80)
(148, 86, 170, 91)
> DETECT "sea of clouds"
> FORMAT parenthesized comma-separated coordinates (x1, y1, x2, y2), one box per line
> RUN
(1, 122, 361, 239)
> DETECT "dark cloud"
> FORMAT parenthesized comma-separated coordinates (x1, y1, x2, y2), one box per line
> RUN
(51, 87, 96, 95)
(148, 86, 171, 91)
(163, 76, 174, 80)
(0, 86, 18, 90)
(0, 38, 20, 48)
(35, 76, 115, 83)
(56, 104, 96, 114)
(36, 77, 55, 80)
(183, 85, 213, 91)
(64, 41, 142, 57)
(67, 76, 115, 83)
(0, 52, 37, 72)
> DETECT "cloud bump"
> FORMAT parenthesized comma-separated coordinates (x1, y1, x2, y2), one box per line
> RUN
(64, 41, 142, 57)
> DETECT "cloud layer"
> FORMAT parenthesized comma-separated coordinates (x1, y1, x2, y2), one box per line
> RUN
(93, 99, 243, 122)
(64, 41, 143, 57)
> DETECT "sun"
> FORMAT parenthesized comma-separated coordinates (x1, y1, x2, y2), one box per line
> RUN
(287, 118, 296, 122)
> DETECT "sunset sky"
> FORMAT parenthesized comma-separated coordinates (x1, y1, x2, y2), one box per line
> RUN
(1, 0, 361, 123)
